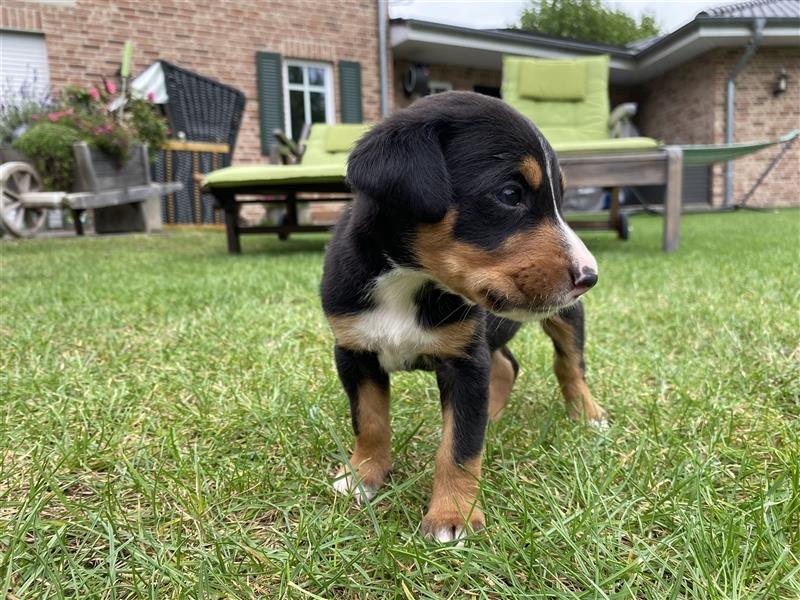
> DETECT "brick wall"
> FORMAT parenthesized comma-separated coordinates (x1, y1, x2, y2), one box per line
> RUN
(1, 0, 388, 164)
(638, 47, 800, 207)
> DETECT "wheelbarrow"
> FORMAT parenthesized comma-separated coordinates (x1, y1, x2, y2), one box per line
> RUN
(1, 143, 182, 238)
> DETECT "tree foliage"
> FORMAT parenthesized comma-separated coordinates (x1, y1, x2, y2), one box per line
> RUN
(519, 0, 660, 46)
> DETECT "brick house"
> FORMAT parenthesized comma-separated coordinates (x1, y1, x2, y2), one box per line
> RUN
(1, 0, 797, 215)
(0, 0, 390, 166)
(392, 0, 800, 207)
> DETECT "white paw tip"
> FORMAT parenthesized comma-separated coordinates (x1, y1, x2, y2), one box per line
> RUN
(433, 526, 466, 546)
(332, 472, 376, 504)
(590, 418, 610, 430)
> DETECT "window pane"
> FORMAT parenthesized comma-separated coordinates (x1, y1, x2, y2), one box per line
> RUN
(310, 91, 326, 123)
(288, 65, 303, 84)
(290, 90, 305, 140)
(307, 67, 325, 86)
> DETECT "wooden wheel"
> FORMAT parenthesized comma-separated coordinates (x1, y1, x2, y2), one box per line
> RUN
(0, 162, 48, 238)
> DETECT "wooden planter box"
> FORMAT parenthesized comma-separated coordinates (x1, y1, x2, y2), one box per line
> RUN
(73, 143, 165, 234)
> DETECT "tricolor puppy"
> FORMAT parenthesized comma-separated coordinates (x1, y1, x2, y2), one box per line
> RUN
(321, 91, 605, 542)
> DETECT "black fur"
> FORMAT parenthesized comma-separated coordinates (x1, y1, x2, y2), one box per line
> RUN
(321, 91, 596, 526)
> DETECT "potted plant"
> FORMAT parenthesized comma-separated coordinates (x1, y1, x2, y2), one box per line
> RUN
(5, 79, 169, 233)
(11, 81, 168, 192)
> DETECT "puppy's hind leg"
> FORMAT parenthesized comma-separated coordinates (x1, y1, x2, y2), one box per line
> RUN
(541, 302, 607, 425)
(332, 346, 392, 504)
(488, 346, 518, 422)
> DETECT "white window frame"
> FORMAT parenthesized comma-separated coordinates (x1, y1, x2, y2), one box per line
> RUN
(282, 59, 335, 139)
(428, 80, 453, 94)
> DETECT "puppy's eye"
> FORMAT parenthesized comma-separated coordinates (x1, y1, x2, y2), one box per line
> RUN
(496, 185, 522, 206)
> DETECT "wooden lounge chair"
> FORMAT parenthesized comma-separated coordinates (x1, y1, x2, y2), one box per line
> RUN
(203, 58, 796, 254)
(202, 123, 369, 253)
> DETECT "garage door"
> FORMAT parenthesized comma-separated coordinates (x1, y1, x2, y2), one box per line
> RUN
(0, 31, 50, 105)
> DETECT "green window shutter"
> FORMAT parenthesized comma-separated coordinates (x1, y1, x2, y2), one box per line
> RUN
(338, 60, 363, 123)
(256, 51, 284, 155)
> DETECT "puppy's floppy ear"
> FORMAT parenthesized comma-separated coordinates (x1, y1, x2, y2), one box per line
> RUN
(347, 118, 451, 223)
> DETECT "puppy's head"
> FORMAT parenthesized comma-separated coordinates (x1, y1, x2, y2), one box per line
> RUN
(347, 91, 598, 319)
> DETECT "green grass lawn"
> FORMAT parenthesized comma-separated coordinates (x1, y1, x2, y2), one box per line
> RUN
(1, 210, 799, 599)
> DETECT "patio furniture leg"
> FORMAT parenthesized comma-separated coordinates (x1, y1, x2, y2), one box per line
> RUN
(663, 147, 683, 252)
(219, 194, 240, 254)
(609, 187, 621, 238)
(279, 193, 298, 241)
(71, 209, 85, 235)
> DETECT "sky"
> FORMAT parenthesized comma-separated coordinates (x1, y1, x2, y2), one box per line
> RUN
(388, 0, 718, 35)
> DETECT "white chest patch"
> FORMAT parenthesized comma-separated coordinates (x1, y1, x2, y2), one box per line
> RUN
(350, 268, 442, 372)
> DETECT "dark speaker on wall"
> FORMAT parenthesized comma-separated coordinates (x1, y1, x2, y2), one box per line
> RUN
(403, 64, 430, 97)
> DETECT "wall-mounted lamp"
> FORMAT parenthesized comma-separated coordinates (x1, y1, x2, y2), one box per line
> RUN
(773, 69, 788, 96)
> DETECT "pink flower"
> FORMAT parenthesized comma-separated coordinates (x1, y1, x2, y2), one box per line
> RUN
(88, 87, 100, 101)
(147, 91, 156, 102)
(31, 114, 40, 121)
(45, 108, 74, 122)
(105, 80, 117, 95)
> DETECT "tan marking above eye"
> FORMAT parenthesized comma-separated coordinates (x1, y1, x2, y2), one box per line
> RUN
(520, 156, 543, 190)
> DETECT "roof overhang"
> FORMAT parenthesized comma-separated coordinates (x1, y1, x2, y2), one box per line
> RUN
(391, 17, 800, 86)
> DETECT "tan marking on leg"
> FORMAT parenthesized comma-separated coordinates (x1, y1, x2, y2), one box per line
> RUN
(334, 380, 391, 502)
(488, 349, 515, 422)
(421, 405, 484, 541)
(542, 316, 606, 422)
(521, 155, 543, 190)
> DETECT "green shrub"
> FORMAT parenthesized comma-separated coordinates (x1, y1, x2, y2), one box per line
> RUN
(0, 99, 52, 144)
(12, 122, 86, 191)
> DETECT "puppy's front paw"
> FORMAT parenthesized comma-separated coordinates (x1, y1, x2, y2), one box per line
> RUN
(567, 398, 607, 425)
(332, 464, 386, 505)
(421, 508, 484, 545)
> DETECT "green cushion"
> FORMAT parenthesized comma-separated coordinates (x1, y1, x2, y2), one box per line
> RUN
(503, 55, 610, 143)
(553, 137, 659, 154)
(201, 163, 345, 188)
(300, 123, 371, 166)
(324, 123, 371, 153)
(519, 59, 587, 101)
(202, 123, 372, 189)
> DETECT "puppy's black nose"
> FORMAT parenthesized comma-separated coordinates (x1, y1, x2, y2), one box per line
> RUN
(572, 267, 598, 289)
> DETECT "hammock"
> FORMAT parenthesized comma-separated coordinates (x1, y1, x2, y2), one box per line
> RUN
(681, 129, 800, 166)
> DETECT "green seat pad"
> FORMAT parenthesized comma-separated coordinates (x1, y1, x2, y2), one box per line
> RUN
(324, 123, 371, 153)
(202, 163, 345, 188)
(302, 123, 371, 165)
(503, 55, 610, 143)
(553, 137, 660, 154)
(203, 123, 373, 189)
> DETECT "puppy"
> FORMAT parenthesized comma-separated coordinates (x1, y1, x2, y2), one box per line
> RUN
(321, 91, 605, 543)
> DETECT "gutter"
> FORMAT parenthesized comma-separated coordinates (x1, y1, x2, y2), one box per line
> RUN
(378, 0, 390, 117)
(725, 17, 765, 208)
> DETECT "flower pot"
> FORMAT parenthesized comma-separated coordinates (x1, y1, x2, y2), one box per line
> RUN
(73, 142, 163, 234)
